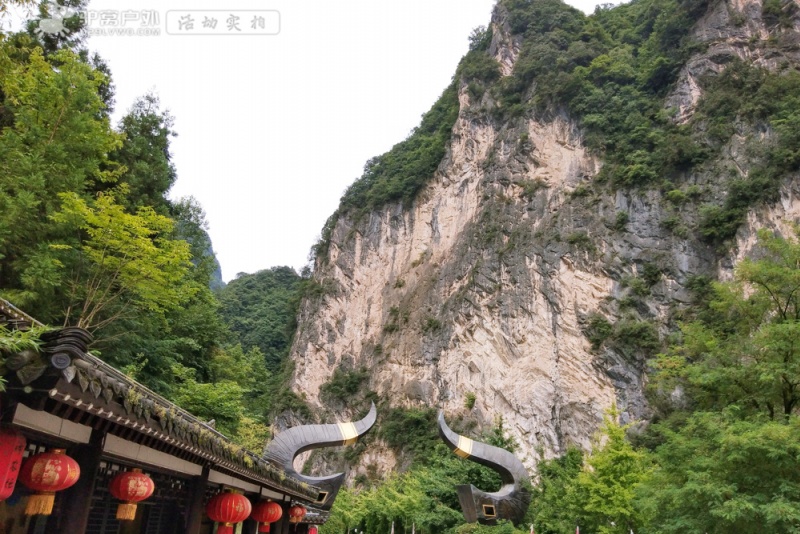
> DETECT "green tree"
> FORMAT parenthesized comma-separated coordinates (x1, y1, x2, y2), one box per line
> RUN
(0, 0, 35, 16)
(640, 228, 800, 532)
(171, 363, 246, 438)
(170, 196, 224, 290)
(529, 412, 650, 534)
(319, 486, 367, 534)
(638, 412, 800, 533)
(573, 411, 651, 534)
(528, 448, 584, 534)
(51, 189, 194, 332)
(25, 0, 89, 53)
(455, 521, 527, 534)
(656, 228, 800, 420)
(321, 439, 509, 534)
(110, 93, 177, 214)
(0, 42, 122, 321)
(0, 323, 48, 391)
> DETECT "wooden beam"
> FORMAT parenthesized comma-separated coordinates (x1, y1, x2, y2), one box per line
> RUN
(59, 428, 104, 533)
(185, 465, 210, 534)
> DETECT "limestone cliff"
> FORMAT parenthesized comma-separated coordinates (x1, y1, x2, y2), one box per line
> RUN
(287, 0, 800, 475)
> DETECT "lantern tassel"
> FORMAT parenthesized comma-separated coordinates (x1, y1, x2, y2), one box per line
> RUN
(217, 523, 234, 534)
(116, 502, 138, 520)
(25, 492, 55, 516)
(259, 524, 271, 533)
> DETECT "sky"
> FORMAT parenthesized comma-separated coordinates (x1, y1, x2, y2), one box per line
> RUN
(15, 0, 621, 282)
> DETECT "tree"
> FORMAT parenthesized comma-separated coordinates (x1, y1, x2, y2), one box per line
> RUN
(319, 486, 367, 534)
(640, 228, 800, 532)
(656, 228, 800, 420)
(26, 0, 88, 53)
(638, 412, 800, 533)
(528, 448, 584, 534)
(0, 0, 36, 17)
(319, 438, 509, 534)
(217, 267, 303, 372)
(0, 43, 122, 322)
(51, 190, 194, 332)
(0, 323, 47, 391)
(170, 196, 224, 290)
(171, 363, 246, 438)
(573, 411, 650, 534)
(529, 411, 650, 534)
(110, 93, 177, 214)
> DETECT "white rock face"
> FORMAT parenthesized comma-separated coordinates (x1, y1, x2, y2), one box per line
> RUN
(288, 0, 800, 472)
(292, 110, 615, 469)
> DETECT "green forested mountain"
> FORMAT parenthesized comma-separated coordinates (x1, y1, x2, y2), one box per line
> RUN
(217, 266, 304, 373)
(0, 2, 282, 450)
(3, 0, 800, 533)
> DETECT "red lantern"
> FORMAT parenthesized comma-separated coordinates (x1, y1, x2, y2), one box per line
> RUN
(288, 504, 306, 524)
(207, 491, 252, 534)
(250, 499, 283, 532)
(18, 448, 80, 515)
(0, 429, 26, 501)
(309, 527, 318, 534)
(109, 468, 155, 520)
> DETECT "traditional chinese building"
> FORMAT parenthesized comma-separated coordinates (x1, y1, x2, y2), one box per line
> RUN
(0, 298, 331, 534)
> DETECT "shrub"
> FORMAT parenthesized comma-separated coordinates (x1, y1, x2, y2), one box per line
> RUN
(320, 367, 370, 403)
(613, 211, 630, 231)
(519, 178, 549, 200)
(465, 392, 477, 410)
(585, 313, 613, 350)
(566, 232, 594, 251)
(378, 407, 439, 457)
(611, 320, 660, 360)
(642, 263, 663, 287)
(422, 316, 442, 334)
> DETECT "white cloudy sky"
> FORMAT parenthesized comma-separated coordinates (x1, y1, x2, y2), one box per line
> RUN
(25, 0, 620, 281)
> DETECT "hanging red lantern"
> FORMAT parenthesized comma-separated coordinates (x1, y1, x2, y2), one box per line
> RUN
(287, 504, 306, 524)
(0, 429, 26, 501)
(207, 491, 252, 534)
(309, 526, 318, 534)
(18, 448, 80, 515)
(250, 499, 283, 532)
(109, 468, 155, 520)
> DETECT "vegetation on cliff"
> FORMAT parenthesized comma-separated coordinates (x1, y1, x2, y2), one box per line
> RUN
(320, 224, 800, 533)
(315, 0, 800, 532)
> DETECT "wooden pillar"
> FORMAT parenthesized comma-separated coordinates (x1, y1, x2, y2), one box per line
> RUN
(59, 428, 104, 534)
(186, 465, 210, 534)
(0, 394, 17, 423)
(242, 516, 258, 534)
(275, 501, 291, 534)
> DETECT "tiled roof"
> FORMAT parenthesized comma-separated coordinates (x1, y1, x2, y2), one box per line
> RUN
(0, 298, 321, 501)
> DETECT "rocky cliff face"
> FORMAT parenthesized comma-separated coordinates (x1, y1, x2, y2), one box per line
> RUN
(288, 0, 800, 474)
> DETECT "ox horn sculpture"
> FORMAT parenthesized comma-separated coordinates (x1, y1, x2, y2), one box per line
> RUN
(437, 411, 531, 526)
(265, 403, 377, 510)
